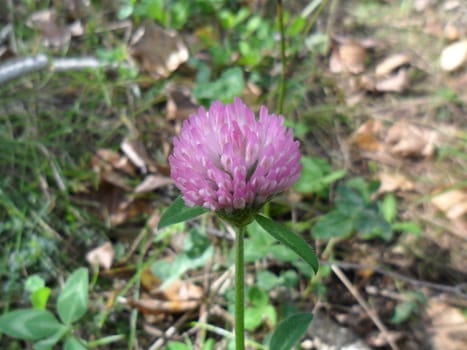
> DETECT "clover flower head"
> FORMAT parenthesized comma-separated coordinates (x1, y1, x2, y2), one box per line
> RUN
(169, 97, 302, 214)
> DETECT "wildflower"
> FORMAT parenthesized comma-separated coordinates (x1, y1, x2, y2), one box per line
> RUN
(169, 97, 301, 224)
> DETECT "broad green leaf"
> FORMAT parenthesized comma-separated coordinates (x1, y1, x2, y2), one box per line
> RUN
(167, 342, 190, 350)
(0, 309, 62, 340)
(57, 268, 89, 324)
(294, 156, 345, 197)
(158, 196, 208, 230)
(381, 193, 397, 223)
(193, 67, 245, 104)
(152, 228, 213, 287)
(64, 336, 88, 350)
(269, 313, 313, 350)
(244, 286, 276, 331)
(392, 221, 422, 235)
(335, 183, 366, 214)
(312, 210, 354, 240)
(257, 270, 279, 290)
(25, 275, 45, 293)
(390, 300, 417, 324)
(254, 215, 319, 274)
(33, 324, 69, 350)
(31, 287, 51, 309)
(355, 208, 393, 241)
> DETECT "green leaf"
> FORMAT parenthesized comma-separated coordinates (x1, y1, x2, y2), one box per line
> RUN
(312, 210, 354, 240)
(269, 313, 313, 350)
(25, 275, 45, 293)
(152, 228, 213, 288)
(254, 215, 319, 274)
(0, 309, 62, 340)
(335, 183, 367, 214)
(158, 196, 209, 230)
(193, 67, 245, 104)
(31, 287, 51, 309)
(294, 156, 345, 197)
(167, 342, 190, 350)
(392, 221, 422, 235)
(64, 336, 88, 350)
(381, 193, 397, 223)
(33, 324, 69, 350)
(57, 268, 89, 324)
(355, 208, 393, 241)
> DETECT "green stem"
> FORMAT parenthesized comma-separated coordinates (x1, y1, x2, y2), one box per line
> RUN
(277, 0, 286, 115)
(235, 225, 245, 350)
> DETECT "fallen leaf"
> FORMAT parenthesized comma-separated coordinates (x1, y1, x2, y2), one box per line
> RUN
(366, 331, 404, 348)
(350, 119, 384, 151)
(121, 138, 151, 174)
(141, 266, 161, 293)
(413, 0, 433, 11)
(375, 69, 410, 93)
(162, 279, 204, 302)
(126, 278, 204, 315)
(109, 197, 152, 226)
(92, 149, 134, 190)
(440, 40, 467, 72)
(86, 242, 114, 269)
(375, 53, 411, 77)
(377, 172, 415, 194)
(444, 23, 460, 41)
(385, 120, 438, 157)
(134, 175, 173, 193)
(330, 41, 367, 74)
(26, 8, 83, 48)
(65, 0, 90, 19)
(426, 300, 467, 350)
(443, 0, 461, 11)
(127, 296, 200, 314)
(130, 20, 188, 80)
(166, 85, 198, 120)
(431, 189, 467, 220)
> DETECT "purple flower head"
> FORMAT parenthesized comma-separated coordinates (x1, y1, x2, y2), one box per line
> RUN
(169, 97, 302, 217)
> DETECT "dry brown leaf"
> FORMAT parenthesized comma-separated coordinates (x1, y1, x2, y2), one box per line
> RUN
(377, 172, 415, 194)
(134, 175, 173, 193)
(385, 120, 438, 157)
(350, 119, 383, 151)
(126, 278, 203, 315)
(444, 23, 460, 41)
(375, 54, 411, 77)
(440, 40, 467, 72)
(366, 331, 404, 348)
(26, 9, 83, 48)
(109, 198, 152, 226)
(426, 300, 467, 350)
(375, 69, 410, 93)
(330, 41, 367, 74)
(126, 296, 199, 314)
(431, 189, 467, 220)
(130, 20, 188, 80)
(65, 0, 90, 19)
(86, 242, 114, 269)
(162, 279, 204, 302)
(92, 149, 134, 190)
(141, 266, 161, 293)
(121, 138, 151, 174)
(166, 86, 198, 120)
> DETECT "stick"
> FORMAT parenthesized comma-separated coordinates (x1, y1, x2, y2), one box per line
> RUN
(331, 264, 399, 350)
(0, 54, 131, 84)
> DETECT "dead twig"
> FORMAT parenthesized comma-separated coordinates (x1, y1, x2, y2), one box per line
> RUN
(324, 260, 467, 297)
(0, 54, 131, 84)
(147, 311, 194, 350)
(331, 264, 400, 350)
